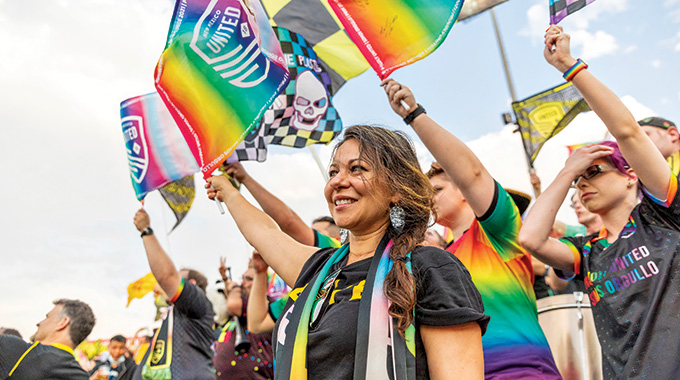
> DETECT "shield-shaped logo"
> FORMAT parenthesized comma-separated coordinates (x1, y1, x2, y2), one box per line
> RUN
(122, 116, 149, 184)
(151, 340, 166, 364)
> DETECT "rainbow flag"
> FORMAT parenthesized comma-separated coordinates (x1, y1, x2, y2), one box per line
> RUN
(121, 92, 199, 201)
(328, 0, 464, 79)
(155, 0, 290, 178)
(566, 141, 597, 155)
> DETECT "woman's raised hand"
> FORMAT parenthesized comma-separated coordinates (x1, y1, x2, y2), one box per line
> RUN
(564, 143, 614, 178)
(206, 175, 237, 202)
(380, 78, 416, 118)
(544, 25, 577, 72)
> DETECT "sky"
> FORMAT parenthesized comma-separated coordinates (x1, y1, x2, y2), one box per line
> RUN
(0, 0, 678, 340)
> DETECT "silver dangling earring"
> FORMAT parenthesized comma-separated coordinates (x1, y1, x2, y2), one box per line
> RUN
(390, 205, 405, 233)
(340, 228, 349, 245)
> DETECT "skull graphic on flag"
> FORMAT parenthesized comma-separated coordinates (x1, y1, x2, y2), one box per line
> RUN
(265, 27, 343, 148)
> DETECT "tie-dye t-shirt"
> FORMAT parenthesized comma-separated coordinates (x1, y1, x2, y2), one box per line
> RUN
(558, 175, 680, 380)
(447, 182, 561, 379)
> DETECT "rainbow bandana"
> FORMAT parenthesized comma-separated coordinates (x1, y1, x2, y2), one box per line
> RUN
(329, 0, 464, 79)
(154, 0, 290, 178)
(274, 237, 416, 379)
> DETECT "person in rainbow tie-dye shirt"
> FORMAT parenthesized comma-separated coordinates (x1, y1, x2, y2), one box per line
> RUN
(383, 79, 562, 379)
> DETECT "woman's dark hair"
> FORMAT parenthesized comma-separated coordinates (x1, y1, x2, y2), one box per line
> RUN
(332, 125, 434, 334)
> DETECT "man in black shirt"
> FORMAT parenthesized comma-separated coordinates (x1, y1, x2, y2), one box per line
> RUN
(0, 299, 96, 379)
(132, 208, 215, 380)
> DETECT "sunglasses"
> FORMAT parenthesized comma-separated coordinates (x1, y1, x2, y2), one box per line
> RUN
(573, 164, 611, 186)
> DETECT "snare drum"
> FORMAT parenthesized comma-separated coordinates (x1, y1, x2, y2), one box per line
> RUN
(537, 292, 602, 380)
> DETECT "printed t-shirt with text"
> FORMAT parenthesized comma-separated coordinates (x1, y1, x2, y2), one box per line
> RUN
(559, 175, 680, 379)
(273, 245, 489, 380)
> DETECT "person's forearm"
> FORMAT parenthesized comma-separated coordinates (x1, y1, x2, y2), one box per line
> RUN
(570, 71, 638, 141)
(519, 169, 574, 266)
(241, 175, 314, 245)
(142, 234, 180, 297)
(226, 287, 243, 317)
(246, 270, 270, 333)
(221, 190, 307, 286)
(410, 114, 495, 213)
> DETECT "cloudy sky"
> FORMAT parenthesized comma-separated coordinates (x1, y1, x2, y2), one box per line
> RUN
(1, 0, 678, 340)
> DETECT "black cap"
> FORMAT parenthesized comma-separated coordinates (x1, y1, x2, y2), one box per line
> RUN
(506, 189, 532, 215)
(637, 117, 676, 130)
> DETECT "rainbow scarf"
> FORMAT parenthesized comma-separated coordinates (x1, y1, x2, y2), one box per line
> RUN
(154, 0, 290, 178)
(329, 0, 464, 79)
(120, 92, 199, 201)
(274, 238, 416, 379)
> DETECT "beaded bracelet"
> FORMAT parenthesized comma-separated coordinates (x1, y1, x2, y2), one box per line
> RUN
(563, 59, 588, 81)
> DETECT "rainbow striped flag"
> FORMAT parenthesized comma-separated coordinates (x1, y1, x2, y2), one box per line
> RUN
(566, 141, 597, 155)
(329, 0, 464, 79)
(155, 0, 290, 178)
(121, 92, 199, 201)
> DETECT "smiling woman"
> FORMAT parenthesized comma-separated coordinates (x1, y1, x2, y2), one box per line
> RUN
(207, 124, 488, 380)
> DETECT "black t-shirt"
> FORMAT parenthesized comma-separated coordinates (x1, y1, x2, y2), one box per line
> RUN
(274, 245, 489, 380)
(0, 336, 88, 380)
(559, 178, 680, 379)
(132, 281, 215, 380)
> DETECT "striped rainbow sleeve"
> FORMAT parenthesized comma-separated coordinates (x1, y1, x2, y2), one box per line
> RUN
(645, 174, 678, 208)
(170, 278, 185, 303)
(557, 238, 582, 279)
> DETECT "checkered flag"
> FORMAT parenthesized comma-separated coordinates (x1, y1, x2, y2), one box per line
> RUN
(225, 121, 269, 163)
(261, 0, 369, 94)
(550, 0, 597, 24)
(264, 27, 343, 148)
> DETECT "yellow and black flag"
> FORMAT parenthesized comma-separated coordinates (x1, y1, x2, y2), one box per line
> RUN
(512, 82, 590, 164)
(261, 0, 369, 94)
(158, 175, 195, 232)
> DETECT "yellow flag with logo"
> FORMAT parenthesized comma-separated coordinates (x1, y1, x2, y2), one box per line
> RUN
(127, 272, 157, 307)
(512, 82, 590, 164)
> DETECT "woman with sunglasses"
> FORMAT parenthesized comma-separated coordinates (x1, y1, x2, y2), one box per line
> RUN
(519, 26, 680, 380)
(207, 125, 489, 380)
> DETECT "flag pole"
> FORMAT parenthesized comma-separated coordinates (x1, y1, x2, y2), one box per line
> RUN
(490, 8, 517, 103)
(308, 145, 329, 182)
(490, 7, 536, 185)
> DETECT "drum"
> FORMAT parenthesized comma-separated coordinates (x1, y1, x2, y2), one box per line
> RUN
(537, 292, 602, 380)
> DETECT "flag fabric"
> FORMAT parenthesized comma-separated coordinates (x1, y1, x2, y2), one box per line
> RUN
(264, 27, 343, 148)
(512, 82, 590, 164)
(328, 0, 464, 79)
(158, 175, 196, 231)
(566, 141, 597, 155)
(261, 0, 369, 94)
(155, 0, 290, 179)
(458, 0, 508, 21)
(127, 272, 158, 307)
(121, 92, 199, 201)
(550, 0, 597, 24)
(225, 122, 270, 163)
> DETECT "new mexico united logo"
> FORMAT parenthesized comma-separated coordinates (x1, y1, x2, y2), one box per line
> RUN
(190, 0, 270, 88)
(122, 116, 149, 184)
(151, 340, 166, 364)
